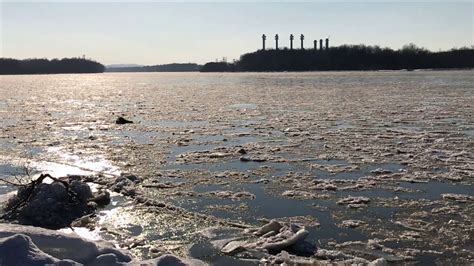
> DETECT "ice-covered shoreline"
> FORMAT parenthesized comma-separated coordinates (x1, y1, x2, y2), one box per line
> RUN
(0, 222, 392, 266)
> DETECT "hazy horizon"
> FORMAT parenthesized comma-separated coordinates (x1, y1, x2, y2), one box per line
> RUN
(1, 1, 473, 65)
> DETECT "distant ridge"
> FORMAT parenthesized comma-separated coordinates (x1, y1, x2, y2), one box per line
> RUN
(106, 63, 202, 72)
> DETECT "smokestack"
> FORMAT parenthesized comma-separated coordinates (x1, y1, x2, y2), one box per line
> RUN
(319, 39, 323, 50)
(300, 34, 304, 49)
(325, 38, 329, 49)
(275, 34, 279, 50)
(314, 40, 317, 50)
(290, 34, 294, 50)
(262, 34, 266, 50)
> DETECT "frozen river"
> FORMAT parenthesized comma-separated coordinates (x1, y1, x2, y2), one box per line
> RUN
(0, 71, 473, 264)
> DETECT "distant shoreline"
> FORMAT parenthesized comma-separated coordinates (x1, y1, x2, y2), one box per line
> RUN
(2, 44, 473, 75)
(0, 58, 104, 75)
(105, 63, 201, 73)
(200, 45, 474, 72)
(199, 67, 474, 73)
(1, 68, 473, 76)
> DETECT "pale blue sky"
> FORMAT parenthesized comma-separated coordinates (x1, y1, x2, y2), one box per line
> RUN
(1, 1, 473, 65)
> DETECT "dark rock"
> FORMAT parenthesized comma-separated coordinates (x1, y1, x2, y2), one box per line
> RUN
(0, 234, 58, 266)
(71, 215, 94, 228)
(87, 202, 98, 209)
(90, 253, 124, 266)
(115, 117, 133, 125)
(237, 148, 247, 154)
(111, 176, 133, 192)
(56, 259, 82, 266)
(70, 180, 93, 201)
(123, 174, 141, 183)
(140, 254, 206, 266)
(240, 156, 266, 162)
(240, 156, 251, 162)
(4, 179, 96, 229)
(90, 190, 111, 206)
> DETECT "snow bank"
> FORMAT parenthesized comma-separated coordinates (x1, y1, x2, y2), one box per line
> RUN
(0, 224, 205, 265)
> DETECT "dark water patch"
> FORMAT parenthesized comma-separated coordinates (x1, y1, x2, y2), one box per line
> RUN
(0, 185, 17, 196)
(27, 147, 45, 156)
(189, 183, 329, 222)
(0, 164, 28, 194)
(398, 181, 473, 200)
(464, 129, 474, 137)
(0, 163, 26, 177)
(432, 167, 449, 174)
(178, 183, 367, 244)
(348, 205, 397, 220)
(194, 135, 225, 143)
(0, 139, 16, 150)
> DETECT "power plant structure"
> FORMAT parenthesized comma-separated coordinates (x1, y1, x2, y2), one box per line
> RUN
(262, 34, 266, 50)
(261, 34, 329, 50)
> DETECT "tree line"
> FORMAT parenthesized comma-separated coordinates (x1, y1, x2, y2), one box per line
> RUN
(0, 58, 105, 75)
(200, 44, 474, 72)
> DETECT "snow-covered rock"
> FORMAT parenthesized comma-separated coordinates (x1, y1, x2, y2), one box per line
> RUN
(0, 224, 131, 264)
(0, 224, 207, 265)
